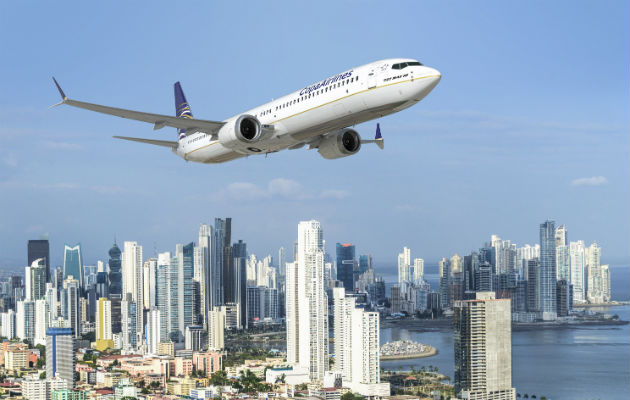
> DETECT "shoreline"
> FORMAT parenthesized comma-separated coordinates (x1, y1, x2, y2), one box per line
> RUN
(381, 314, 628, 332)
(380, 346, 437, 360)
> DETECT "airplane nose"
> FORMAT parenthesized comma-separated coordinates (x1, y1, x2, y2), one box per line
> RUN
(424, 67, 441, 81)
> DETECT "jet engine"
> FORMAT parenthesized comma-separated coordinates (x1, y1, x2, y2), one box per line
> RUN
(317, 129, 362, 159)
(218, 114, 264, 150)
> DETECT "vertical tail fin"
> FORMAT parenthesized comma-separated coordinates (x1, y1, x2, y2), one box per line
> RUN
(174, 82, 193, 140)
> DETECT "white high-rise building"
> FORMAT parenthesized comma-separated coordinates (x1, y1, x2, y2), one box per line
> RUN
(122, 241, 144, 344)
(1, 310, 16, 339)
(197, 224, 213, 324)
(143, 258, 157, 309)
(569, 241, 586, 303)
(286, 220, 329, 381)
(332, 287, 389, 397)
(601, 264, 611, 302)
(517, 244, 540, 279)
(17, 300, 36, 342)
(555, 225, 568, 247)
(208, 306, 225, 350)
(146, 308, 161, 355)
(397, 247, 411, 284)
(454, 292, 515, 400)
(586, 242, 603, 303)
(413, 258, 424, 284)
(34, 299, 48, 346)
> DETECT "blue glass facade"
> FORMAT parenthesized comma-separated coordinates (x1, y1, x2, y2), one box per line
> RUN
(336, 243, 356, 292)
(539, 220, 557, 318)
(63, 244, 83, 289)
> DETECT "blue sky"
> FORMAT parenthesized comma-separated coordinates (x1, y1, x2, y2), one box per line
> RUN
(0, 1, 628, 268)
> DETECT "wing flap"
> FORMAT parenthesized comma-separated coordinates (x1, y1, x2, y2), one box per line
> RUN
(113, 136, 178, 148)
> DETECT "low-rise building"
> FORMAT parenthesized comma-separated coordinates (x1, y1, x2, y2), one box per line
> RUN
(5, 348, 29, 371)
(192, 351, 222, 376)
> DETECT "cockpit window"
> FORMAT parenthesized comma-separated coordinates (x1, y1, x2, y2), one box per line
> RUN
(392, 61, 423, 70)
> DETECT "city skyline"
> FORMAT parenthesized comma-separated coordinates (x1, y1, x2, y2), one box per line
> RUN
(1, 1, 628, 267)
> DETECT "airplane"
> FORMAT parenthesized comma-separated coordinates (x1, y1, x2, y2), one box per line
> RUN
(52, 58, 440, 164)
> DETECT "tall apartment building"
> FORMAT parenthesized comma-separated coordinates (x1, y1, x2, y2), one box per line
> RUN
(96, 298, 113, 350)
(397, 247, 411, 284)
(208, 307, 225, 351)
(286, 220, 328, 382)
(539, 221, 557, 320)
(46, 328, 76, 388)
(454, 292, 515, 400)
(122, 241, 144, 344)
(332, 287, 389, 397)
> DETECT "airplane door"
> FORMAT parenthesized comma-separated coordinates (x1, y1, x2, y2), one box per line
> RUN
(367, 69, 377, 89)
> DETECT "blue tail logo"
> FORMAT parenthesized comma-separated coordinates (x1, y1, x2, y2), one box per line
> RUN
(174, 82, 193, 140)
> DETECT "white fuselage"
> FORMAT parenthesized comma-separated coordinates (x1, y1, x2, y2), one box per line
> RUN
(175, 58, 440, 163)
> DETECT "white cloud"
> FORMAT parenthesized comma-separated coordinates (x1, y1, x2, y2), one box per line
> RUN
(571, 176, 608, 186)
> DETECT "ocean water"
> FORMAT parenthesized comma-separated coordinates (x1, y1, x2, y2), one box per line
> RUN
(378, 265, 630, 400)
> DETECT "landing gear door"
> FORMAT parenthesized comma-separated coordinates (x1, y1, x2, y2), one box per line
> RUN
(367, 69, 377, 89)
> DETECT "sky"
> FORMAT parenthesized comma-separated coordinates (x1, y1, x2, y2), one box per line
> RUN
(0, 1, 628, 269)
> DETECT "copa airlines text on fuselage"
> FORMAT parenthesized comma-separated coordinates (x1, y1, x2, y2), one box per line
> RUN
(52, 58, 441, 164)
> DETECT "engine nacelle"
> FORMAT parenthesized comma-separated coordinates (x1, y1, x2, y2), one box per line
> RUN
(218, 114, 263, 150)
(317, 129, 362, 159)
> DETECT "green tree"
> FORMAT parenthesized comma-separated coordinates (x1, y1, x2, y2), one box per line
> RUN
(341, 392, 355, 400)
(39, 372, 46, 379)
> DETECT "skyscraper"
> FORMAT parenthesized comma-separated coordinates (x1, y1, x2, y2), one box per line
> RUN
(122, 241, 144, 344)
(397, 247, 411, 284)
(586, 242, 603, 303)
(231, 240, 248, 329)
(413, 258, 424, 285)
(454, 292, 515, 400)
(333, 287, 389, 396)
(214, 218, 232, 307)
(197, 224, 213, 325)
(62, 276, 80, 338)
(46, 328, 76, 387)
(439, 257, 451, 309)
(286, 220, 328, 381)
(121, 293, 137, 350)
(27, 258, 47, 301)
(96, 298, 113, 351)
(28, 239, 50, 283)
(539, 220, 557, 320)
(208, 307, 225, 351)
(336, 243, 356, 292)
(63, 244, 83, 291)
(108, 243, 122, 296)
(278, 247, 287, 278)
(108, 243, 122, 335)
(146, 308, 161, 355)
(569, 241, 586, 303)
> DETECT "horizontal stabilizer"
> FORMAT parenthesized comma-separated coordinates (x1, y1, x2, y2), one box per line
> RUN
(113, 136, 178, 148)
(361, 123, 384, 149)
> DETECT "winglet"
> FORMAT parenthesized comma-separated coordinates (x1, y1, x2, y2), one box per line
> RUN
(50, 77, 67, 108)
(52, 77, 67, 100)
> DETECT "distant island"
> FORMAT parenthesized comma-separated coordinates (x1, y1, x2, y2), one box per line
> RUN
(380, 340, 437, 360)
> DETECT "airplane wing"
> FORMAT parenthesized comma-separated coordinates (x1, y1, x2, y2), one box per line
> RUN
(113, 136, 178, 148)
(51, 78, 225, 135)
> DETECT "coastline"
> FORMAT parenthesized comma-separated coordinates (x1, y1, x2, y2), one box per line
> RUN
(380, 346, 437, 360)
